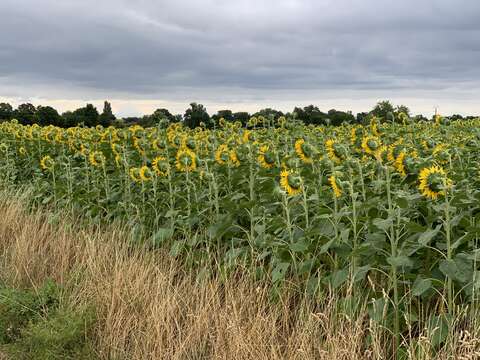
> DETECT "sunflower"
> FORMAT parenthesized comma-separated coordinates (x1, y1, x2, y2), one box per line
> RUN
(139, 165, 153, 182)
(176, 147, 197, 172)
(325, 139, 343, 164)
(361, 136, 381, 156)
(152, 138, 166, 151)
(40, 155, 54, 171)
(328, 175, 342, 198)
(152, 156, 170, 177)
(387, 140, 404, 162)
(370, 117, 381, 137)
(418, 165, 452, 200)
(280, 169, 303, 196)
(89, 151, 105, 167)
(295, 139, 313, 164)
(258, 145, 276, 169)
(18, 147, 27, 156)
(129, 167, 142, 183)
(229, 149, 240, 167)
(350, 126, 363, 146)
(215, 144, 230, 165)
(394, 151, 407, 177)
(242, 130, 252, 143)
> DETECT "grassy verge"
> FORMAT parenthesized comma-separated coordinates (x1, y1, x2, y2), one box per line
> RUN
(0, 190, 479, 359)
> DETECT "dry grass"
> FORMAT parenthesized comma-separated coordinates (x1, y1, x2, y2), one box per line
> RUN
(0, 193, 479, 360)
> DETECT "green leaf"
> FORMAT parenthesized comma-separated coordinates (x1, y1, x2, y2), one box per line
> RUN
(271, 262, 290, 283)
(418, 224, 442, 246)
(387, 255, 413, 268)
(353, 265, 371, 283)
(368, 297, 389, 323)
(426, 315, 450, 348)
(330, 268, 349, 289)
(412, 277, 432, 296)
(151, 227, 174, 247)
(289, 239, 308, 253)
(169, 240, 184, 257)
(439, 255, 473, 283)
(373, 218, 393, 231)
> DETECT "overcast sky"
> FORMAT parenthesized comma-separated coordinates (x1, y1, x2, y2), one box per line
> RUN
(1, 0, 479, 117)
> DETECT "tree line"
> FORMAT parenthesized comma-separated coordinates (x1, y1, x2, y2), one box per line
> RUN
(0, 100, 476, 129)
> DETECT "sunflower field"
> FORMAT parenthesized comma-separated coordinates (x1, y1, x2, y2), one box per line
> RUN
(1, 116, 480, 330)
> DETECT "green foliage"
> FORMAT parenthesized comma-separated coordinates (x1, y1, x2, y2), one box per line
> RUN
(184, 102, 211, 128)
(0, 279, 60, 344)
(0, 280, 96, 359)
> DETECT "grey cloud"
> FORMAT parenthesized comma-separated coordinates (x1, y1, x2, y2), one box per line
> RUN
(0, 0, 479, 114)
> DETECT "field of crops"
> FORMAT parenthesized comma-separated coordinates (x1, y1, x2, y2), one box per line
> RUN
(1, 117, 480, 347)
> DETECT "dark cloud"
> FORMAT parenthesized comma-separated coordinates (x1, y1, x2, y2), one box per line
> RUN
(0, 0, 479, 114)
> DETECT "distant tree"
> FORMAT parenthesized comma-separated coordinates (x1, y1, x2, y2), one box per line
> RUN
(121, 117, 142, 127)
(98, 101, 116, 127)
(395, 105, 410, 116)
(253, 108, 284, 121)
(73, 104, 99, 127)
(212, 110, 234, 125)
(233, 112, 250, 126)
(293, 105, 326, 125)
(146, 108, 177, 126)
(62, 104, 100, 127)
(370, 100, 395, 121)
(356, 112, 370, 124)
(327, 109, 355, 126)
(0, 103, 13, 121)
(184, 103, 211, 128)
(413, 114, 429, 122)
(35, 106, 62, 126)
(15, 103, 36, 125)
(449, 114, 463, 121)
(62, 111, 77, 127)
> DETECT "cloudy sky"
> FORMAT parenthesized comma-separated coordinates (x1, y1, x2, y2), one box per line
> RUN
(0, 0, 479, 116)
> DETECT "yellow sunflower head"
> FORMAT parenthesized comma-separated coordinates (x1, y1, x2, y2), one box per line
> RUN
(387, 140, 404, 162)
(280, 169, 303, 196)
(139, 165, 153, 182)
(418, 165, 452, 200)
(215, 144, 230, 165)
(361, 136, 381, 156)
(152, 156, 170, 177)
(328, 175, 342, 198)
(229, 149, 240, 167)
(40, 155, 54, 171)
(129, 167, 141, 183)
(18, 146, 27, 156)
(258, 145, 276, 169)
(294, 138, 314, 164)
(89, 151, 106, 167)
(325, 139, 346, 164)
(394, 151, 407, 177)
(176, 147, 197, 172)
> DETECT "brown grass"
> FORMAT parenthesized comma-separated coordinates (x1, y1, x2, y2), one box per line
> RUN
(0, 194, 479, 360)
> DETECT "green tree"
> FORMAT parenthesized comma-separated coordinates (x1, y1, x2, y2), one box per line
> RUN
(212, 110, 234, 125)
(395, 105, 410, 116)
(15, 103, 36, 125)
(35, 106, 62, 126)
(72, 104, 99, 127)
(293, 105, 327, 125)
(253, 108, 284, 121)
(184, 103, 211, 129)
(98, 101, 116, 127)
(0, 103, 13, 121)
(371, 100, 395, 121)
(326, 109, 355, 126)
(233, 112, 250, 126)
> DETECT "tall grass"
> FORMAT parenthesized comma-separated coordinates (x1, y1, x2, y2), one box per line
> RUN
(0, 190, 479, 359)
